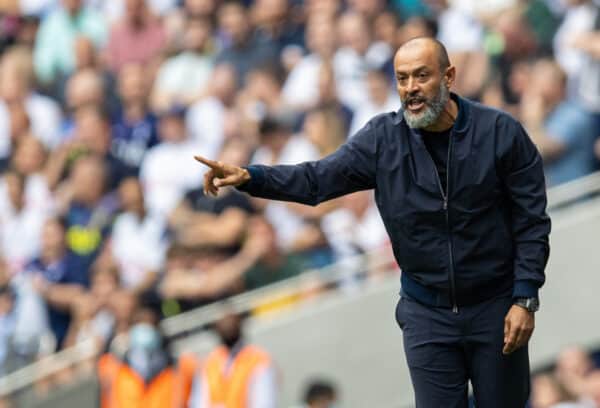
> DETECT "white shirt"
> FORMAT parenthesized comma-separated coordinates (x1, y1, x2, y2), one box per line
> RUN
(185, 97, 226, 162)
(0, 93, 63, 158)
(0, 176, 54, 274)
(437, 6, 484, 52)
(321, 201, 389, 258)
(553, 2, 597, 97)
(155, 52, 213, 102)
(281, 54, 323, 110)
(333, 42, 392, 110)
(111, 212, 168, 288)
(140, 140, 208, 216)
(348, 92, 400, 137)
(252, 136, 320, 249)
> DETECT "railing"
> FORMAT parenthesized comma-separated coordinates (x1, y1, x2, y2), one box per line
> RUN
(0, 170, 598, 398)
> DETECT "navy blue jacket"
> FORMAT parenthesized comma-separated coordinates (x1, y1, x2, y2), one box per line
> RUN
(239, 94, 551, 309)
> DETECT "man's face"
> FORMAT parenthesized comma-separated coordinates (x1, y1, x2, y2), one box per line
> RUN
(394, 43, 453, 129)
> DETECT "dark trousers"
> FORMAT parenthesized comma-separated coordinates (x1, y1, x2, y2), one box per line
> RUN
(395, 294, 530, 408)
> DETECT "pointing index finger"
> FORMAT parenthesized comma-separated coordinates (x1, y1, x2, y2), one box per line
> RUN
(194, 155, 219, 169)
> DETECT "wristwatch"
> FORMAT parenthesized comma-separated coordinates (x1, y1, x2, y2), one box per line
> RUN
(514, 297, 540, 313)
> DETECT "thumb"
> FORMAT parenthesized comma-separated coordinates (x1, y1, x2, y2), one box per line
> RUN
(214, 174, 241, 187)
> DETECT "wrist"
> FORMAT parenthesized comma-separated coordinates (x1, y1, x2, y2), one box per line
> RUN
(513, 297, 539, 313)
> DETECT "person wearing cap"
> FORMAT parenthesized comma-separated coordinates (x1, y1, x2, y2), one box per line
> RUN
(194, 37, 550, 407)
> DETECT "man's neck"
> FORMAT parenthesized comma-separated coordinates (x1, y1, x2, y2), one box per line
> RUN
(423, 98, 458, 132)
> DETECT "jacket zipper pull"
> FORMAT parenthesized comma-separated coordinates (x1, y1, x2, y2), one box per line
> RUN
(443, 199, 448, 210)
(452, 304, 458, 314)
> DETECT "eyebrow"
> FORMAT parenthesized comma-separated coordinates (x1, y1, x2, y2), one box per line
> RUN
(395, 65, 430, 76)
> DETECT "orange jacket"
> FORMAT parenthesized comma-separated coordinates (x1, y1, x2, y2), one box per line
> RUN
(201, 345, 272, 408)
(98, 352, 198, 408)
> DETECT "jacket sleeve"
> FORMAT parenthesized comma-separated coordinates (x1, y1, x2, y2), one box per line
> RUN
(237, 120, 378, 206)
(497, 116, 551, 299)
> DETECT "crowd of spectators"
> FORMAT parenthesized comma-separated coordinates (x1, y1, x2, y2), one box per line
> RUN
(0, 0, 599, 403)
(531, 346, 600, 408)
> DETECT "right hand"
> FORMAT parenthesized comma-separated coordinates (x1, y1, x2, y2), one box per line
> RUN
(194, 155, 251, 196)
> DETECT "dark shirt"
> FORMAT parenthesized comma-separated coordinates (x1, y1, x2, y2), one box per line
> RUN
(420, 129, 451, 194)
(216, 35, 279, 85)
(64, 200, 115, 282)
(184, 188, 255, 215)
(27, 256, 84, 348)
(111, 111, 160, 174)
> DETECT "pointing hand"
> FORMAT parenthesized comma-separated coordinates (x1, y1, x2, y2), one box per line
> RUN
(194, 155, 251, 196)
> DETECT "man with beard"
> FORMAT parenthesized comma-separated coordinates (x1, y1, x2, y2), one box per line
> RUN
(188, 309, 277, 407)
(194, 37, 550, 407)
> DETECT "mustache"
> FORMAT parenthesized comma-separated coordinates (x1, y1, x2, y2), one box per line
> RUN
(402, 94, 428, 109)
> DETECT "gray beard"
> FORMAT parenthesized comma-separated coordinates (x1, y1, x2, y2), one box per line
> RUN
(401, 82, 450, 129)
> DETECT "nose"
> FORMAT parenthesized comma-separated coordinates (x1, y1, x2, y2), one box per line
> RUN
(407, 77, 420, 94)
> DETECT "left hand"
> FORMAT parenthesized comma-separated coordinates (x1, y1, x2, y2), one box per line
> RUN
(503, 304, 535, 355)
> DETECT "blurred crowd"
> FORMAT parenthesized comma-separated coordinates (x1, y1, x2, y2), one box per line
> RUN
(0, 0, 599, 403)
(531, 346, 600, 408)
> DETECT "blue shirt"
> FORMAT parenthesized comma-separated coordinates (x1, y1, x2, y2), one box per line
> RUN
(111, 111, 160, 174)
(27, 256, 84, 348)
(65, 201, 113, 280)
(544, 102, 598, 186)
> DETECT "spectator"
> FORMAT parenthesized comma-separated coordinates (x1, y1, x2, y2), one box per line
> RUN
(0, 46, 63, 156)
(111, 63, 160, 176)
(519, 59, 597, 186)
(301, 379, 338, 408)
(188, 308, 277, 407)
(554, 0, 600, 113)
(158, 229, 270, 308)
(33, 0, 107, 85)
(169, 138, 255, 250)
(59, 155, 116, 283)
(62, 260, 121, 351)
(531, 374, 580, 408)
(281, 16, 338, 112)
(185, 63, 238, 160)
(140, 106, 206, 216)
(333, 11, 391, 109)
(70, 105, 131, 189)
(111, 177, 167, 292)
(243, 216, 307, 291)
(151, 16, 215, 111)
(348, 67, 400, 136)
(105, 0, 167, 73)
(321, 190, 389, 260)
(0, 170, 50, 274)
(97, 305, 197, 408)
(555, 346, 596, 398)
(215, 0, 279, 84)
(27, 217, 85, 348)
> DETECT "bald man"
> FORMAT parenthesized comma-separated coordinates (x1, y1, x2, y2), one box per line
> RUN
(195, 38, 550, 407)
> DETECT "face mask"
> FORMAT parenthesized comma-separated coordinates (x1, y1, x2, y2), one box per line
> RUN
(129, 323, 161, 352)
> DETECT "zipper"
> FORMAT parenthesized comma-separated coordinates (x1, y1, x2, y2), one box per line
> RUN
(446, 133, 458, 314)
(423, 132, 459, 314)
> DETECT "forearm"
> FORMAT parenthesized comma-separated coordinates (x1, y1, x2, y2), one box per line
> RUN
(44, 284, 86, 311)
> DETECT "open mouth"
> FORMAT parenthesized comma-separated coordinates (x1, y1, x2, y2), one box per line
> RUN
(406, 98, 426, 112)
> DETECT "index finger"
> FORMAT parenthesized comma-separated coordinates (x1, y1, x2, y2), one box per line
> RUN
(194, 155, 219, 169)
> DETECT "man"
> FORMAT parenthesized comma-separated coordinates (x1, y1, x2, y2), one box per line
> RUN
(195, 37, 551, 407)
(188, 308, 277, 407)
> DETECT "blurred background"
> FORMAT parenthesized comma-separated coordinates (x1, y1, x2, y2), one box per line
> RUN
(0, 0, 599, 406)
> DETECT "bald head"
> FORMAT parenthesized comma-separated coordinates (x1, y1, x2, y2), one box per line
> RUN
(396, 37, 450, 71)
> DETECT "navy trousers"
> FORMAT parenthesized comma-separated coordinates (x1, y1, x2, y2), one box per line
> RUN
(395, 293, 530, 408)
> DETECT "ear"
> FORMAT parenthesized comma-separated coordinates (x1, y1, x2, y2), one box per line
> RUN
(445, 66, 456, 88)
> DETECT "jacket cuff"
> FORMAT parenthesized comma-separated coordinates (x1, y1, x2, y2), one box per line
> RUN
(512, 280, 539, 299)
(236, 165, 265, 193)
